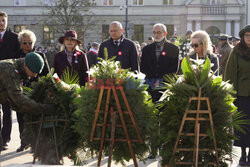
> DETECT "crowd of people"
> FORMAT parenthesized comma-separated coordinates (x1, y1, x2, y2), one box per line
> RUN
(1, 10, 250, 165)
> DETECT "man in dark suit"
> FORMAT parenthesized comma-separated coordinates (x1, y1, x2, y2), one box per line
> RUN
(98, 21, 139, 71)
(141, 23, 179, 100)
(0, 11, 20, 151)
(141, 23, 179, 159)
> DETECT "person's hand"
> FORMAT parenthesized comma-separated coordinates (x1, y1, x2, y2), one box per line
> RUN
(42, 104, 56, 114)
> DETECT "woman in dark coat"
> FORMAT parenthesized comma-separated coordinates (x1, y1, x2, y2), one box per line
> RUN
(187, 30, 219, 76)
(53, 30, 89, 86)
(225, 25, 250, 166)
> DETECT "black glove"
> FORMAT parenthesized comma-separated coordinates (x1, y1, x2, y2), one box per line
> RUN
(42, 104, 56, 114)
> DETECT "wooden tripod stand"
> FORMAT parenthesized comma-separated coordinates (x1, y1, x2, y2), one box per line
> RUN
(90, 86, 143, 167)
(27, 113, 68, 164)
(168, 88, 219, 167)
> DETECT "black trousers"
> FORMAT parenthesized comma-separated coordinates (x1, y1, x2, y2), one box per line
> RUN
(16, 112, 24, 145)
(1, 102, 12, 144)
(234, 96, 250, 147)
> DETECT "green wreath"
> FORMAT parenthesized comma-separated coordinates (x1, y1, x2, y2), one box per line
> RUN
(73, 48, 155, 165)
(22, 74, 80, 165)
(158, 57, 247, 166)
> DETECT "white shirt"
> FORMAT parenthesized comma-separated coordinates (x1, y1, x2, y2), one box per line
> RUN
(0, 29, 6, 39)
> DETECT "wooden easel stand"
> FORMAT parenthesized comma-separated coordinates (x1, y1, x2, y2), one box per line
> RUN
(27, 113, 68, 164)
(168, 88, 219, 167)
(90, 86, 143, 167)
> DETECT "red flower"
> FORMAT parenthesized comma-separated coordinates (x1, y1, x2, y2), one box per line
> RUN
(161, 51, 166, 56)
(117, 51, 122, 56)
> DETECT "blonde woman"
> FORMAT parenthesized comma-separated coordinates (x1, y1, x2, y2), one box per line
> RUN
(188, 30, 219, 75)
(53, 30, 89, 86)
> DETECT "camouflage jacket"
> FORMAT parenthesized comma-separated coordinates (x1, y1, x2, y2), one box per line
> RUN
(218, 42, 233, 76)
(0, 58, 48, 113)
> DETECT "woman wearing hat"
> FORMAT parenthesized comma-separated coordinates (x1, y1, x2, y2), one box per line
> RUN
(53, 30, 89, 86)
(225, 25, 250, 166)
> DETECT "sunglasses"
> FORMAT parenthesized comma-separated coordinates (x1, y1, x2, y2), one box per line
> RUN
(22, 42, 32, 45)
(191, 43, 202, 48)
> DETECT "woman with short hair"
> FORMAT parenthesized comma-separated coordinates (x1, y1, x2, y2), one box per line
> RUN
(188, 30, 219, 75)
(53, 30, 89, 86)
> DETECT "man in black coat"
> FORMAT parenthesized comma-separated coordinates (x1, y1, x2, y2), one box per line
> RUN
(98, 21, 139, 71)
(141, 23, 179, 159)
(87, 42, 99, 68)
(0, 11, 20, 151)
(141, 23, 179, 101)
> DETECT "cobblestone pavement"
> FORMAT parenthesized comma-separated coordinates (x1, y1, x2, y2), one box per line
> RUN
(0, 113, 242, 167)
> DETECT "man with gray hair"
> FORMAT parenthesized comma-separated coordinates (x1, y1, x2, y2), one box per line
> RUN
(141, 23, 179, 159)
(98, 21, 139, 71)
(15, 29, 50, 152)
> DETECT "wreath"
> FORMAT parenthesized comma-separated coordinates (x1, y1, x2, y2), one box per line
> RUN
(22, 72, 80, 165)
(73, 48, 155, 165)
(158, 57, 247, 166)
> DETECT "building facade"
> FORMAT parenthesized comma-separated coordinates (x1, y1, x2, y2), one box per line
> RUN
(0, 0, 247, 47)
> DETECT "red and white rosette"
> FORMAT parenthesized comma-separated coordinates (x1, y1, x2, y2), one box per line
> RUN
(74, 51, 81, 63)
(161, 51, 166, 56)
(117, 51, 122, 56)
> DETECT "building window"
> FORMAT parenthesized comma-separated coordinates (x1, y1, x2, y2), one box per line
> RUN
(102, 0, 113, 6)
(102, 25, 109, 41)
(163, 0, 173, 5)
(14, 0, 26, 6)
(43, 26, 54, 43)
(14, 25, 26, 33)
(209, 0, 220, 5)
(43, 0, 55, 6)
(133, 0, 143, 6)
(132, 25, 144, 44)
(165, 24, 174, 39)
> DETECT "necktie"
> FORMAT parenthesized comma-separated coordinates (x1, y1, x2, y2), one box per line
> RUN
(115, 41, 119, 47)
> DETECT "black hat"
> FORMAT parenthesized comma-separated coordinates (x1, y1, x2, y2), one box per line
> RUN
(58, 30, 82, 45)
(218, 34, 229, 40)
(239, 25, 250, 38)
(186, 30, 193, 36)
(170, 37, 177, 42)
(232, 36, 240, 42)
(92, 42, 100, 47)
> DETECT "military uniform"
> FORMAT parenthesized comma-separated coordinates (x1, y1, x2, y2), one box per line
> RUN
(218, 42, 233, 76)
(0, 58, 52, 150)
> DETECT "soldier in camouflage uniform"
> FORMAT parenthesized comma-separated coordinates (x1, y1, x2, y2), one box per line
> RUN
(0, 52, 54, 151)
(217, 34, 233, 78)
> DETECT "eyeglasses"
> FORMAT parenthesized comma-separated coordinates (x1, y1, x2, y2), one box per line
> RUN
(244, 34, 250, 38)
(22, 42, 32, 45)
(191, 43, 202, 48)
(153, 31, 164, 35)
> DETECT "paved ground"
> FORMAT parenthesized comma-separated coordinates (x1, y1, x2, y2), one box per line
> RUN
(0, 113, 243, 167)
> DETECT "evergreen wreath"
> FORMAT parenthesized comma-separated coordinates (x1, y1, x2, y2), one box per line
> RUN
(73, 48, 155, 165)
(22, 71, 80, 165)
(158, 57, 247, 166)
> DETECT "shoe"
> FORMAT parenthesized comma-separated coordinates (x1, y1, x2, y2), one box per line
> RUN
(16, 144, 29, 152)
(239, 155, 247, 166)
(0, 145, 7, 151)
(148, 154, 156, 159)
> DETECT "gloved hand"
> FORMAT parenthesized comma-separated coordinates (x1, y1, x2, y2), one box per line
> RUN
(42, 104, 56, 114)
